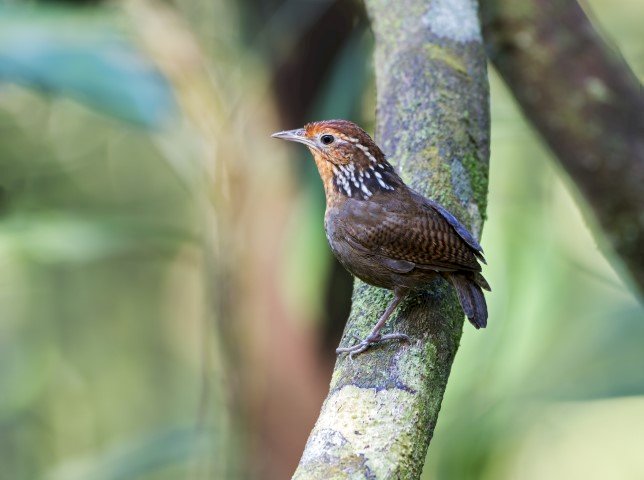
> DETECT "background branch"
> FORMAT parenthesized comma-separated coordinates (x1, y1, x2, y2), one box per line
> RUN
(480, 0, 644, 294)
(292, 0, 490, 477)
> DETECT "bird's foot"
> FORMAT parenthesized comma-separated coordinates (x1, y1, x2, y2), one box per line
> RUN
(336, 332, 410, 359)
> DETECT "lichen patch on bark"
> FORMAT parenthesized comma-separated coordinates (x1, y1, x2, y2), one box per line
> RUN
(295, 385, 419, 479)
(423, 0, 482, 43)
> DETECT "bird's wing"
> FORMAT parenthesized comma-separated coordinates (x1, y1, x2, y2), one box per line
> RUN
(421, 196, 486, 264)
(423, 198, 484, 254)
(340, 198, 482, 273)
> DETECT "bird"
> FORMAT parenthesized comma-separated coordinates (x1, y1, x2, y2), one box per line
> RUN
(272, 119, 490, 357)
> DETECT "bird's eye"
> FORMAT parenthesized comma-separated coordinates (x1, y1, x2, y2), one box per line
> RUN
(320, 134, 335, 145)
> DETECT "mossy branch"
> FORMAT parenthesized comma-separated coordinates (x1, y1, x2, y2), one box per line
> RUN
(292, 0, 490, 478)
(481, 0, 644, 294)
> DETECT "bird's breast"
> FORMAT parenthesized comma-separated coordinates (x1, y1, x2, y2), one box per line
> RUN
(324, 200, 399, 289)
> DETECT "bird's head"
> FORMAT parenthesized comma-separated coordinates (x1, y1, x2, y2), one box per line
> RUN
(272, 119, 399, 200)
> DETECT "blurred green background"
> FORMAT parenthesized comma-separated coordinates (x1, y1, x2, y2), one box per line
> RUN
(0, 0, 642, 479)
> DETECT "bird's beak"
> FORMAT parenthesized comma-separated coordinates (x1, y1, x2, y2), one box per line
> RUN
(271, 128, 314, 148)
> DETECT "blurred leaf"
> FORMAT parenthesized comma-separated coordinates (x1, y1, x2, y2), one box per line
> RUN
(45, 427, 214, 480)
(0, 4, 176, 127)
(528, 297, 644, 400)
(0, 340, 54, 418)
(0, 213, 196, 263)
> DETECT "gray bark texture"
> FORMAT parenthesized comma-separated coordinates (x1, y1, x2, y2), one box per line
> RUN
(481, 0, 644, 294)
(292, 0, 490, 478)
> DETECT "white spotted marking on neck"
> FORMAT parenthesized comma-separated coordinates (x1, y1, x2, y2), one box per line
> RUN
(333, 161, 395, 198)
(326, 132, 397, 199)
(355, 143, 378, 163)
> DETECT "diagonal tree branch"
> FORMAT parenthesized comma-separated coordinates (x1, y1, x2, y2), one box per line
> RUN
(480, 0, 644, 294)
(292, 0, 490, 478)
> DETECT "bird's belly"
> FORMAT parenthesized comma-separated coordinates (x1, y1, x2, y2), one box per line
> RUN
(331, 244, 393, 289)
(326, 230, 433, 291)
(324, 220, 382, 287)
(324, 205, 436, 290)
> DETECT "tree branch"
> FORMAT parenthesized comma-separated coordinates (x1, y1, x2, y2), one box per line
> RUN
(292, 0, 490, 477)
(480, 0, 644, 293)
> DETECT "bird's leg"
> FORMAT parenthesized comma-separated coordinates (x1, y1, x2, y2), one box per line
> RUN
(336, 288, 410, 358)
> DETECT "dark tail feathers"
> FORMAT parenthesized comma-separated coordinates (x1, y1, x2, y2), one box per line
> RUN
(447, 273, 490, 329)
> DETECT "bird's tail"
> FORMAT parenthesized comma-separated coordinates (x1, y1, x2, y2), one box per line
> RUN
(446, 272, 490, 329)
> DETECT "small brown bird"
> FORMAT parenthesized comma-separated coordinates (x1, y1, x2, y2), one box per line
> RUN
(272, 120, 490, 356)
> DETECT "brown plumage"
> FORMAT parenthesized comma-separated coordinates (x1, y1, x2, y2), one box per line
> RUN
(272, 119, 490, 356)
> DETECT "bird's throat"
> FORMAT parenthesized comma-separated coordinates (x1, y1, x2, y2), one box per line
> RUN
(311, 151, 398, 203)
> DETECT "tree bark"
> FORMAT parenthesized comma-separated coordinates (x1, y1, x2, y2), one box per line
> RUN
(480, 0, 644, 294)
(292, 0, 490, 478)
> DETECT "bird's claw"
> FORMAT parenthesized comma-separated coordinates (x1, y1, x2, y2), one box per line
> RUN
(336, 332, 410, 359)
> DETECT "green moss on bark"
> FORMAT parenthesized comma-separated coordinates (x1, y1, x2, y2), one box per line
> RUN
(461, 153, 489, 219)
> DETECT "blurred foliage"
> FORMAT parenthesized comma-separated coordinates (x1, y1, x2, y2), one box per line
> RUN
(0, 4, 176, 127)
(0, 2, 224, 479)
(0, 0, 642, 479)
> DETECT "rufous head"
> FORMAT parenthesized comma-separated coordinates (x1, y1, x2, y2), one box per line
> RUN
(272, 120, 381, 166)
(272, 119, 399, 200)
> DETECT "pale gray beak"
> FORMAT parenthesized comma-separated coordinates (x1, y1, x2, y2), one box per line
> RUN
(271, 128, 315, 148)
